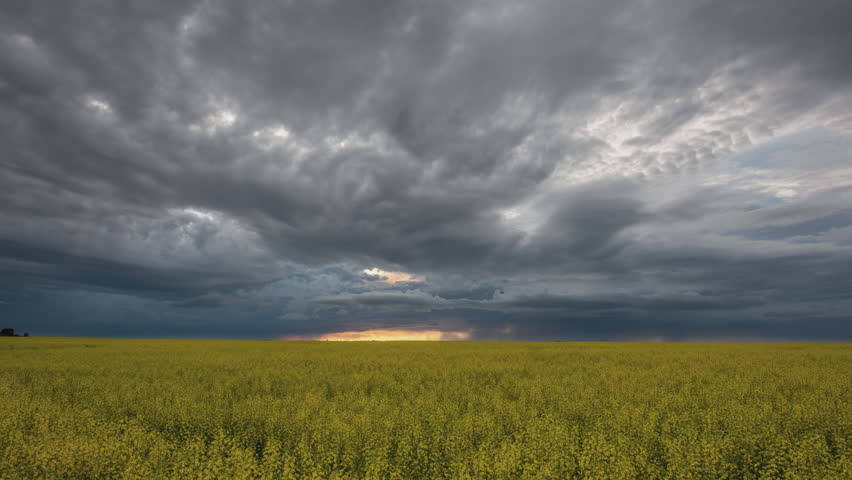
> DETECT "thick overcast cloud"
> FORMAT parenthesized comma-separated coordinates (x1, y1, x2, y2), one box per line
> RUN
(1, 0, 851, 340)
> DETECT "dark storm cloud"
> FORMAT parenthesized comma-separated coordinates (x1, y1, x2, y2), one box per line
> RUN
(1, 0, 851, 339)
(171, 293, 231, 309)
(0, 240, 214, 296)
(499, 293, 763, 312)
(683, 0, 852, 83)
(728, 208, 852, 240)
(311, 291, 441, 312)
(434, 284, 498, 301)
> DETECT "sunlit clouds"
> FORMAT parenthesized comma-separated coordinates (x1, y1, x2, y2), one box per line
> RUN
(362, 268, 424, 285)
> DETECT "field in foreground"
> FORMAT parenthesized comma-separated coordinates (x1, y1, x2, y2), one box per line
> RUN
(1, 339, 849, 479)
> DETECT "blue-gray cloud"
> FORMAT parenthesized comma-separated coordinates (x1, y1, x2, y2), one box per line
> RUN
(1, 0, 851, 340)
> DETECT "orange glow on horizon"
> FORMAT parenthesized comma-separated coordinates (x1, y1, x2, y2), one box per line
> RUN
(282, 329, 471, 341)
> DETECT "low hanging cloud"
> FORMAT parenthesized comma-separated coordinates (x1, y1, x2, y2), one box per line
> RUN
(1, 0, 851, 340)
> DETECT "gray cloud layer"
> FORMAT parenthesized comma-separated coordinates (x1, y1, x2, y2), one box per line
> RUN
(1, 0, 851, 340)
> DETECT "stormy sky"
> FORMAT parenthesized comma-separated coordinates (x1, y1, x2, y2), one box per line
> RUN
(1, 0, 851, 340)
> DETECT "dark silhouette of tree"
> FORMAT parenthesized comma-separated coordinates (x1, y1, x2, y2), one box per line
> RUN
(1, 328, 14, 336)
(23, 332, 30, 337)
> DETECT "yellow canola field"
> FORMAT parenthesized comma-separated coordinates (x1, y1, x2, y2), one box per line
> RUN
(1, 338, 849, 479)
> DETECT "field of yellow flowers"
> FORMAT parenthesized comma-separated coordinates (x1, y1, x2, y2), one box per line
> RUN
(1, 338, 849, 479)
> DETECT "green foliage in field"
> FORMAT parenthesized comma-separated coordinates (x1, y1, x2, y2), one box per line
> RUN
(0, 338, 849, 479)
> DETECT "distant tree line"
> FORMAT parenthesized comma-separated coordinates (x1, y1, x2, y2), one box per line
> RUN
(1, 328, 28, 337)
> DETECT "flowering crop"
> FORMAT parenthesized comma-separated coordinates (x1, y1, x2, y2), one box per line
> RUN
(1, 338, 849, 479)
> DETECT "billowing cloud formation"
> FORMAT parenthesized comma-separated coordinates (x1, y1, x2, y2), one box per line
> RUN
(1, 1, 851, 340)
